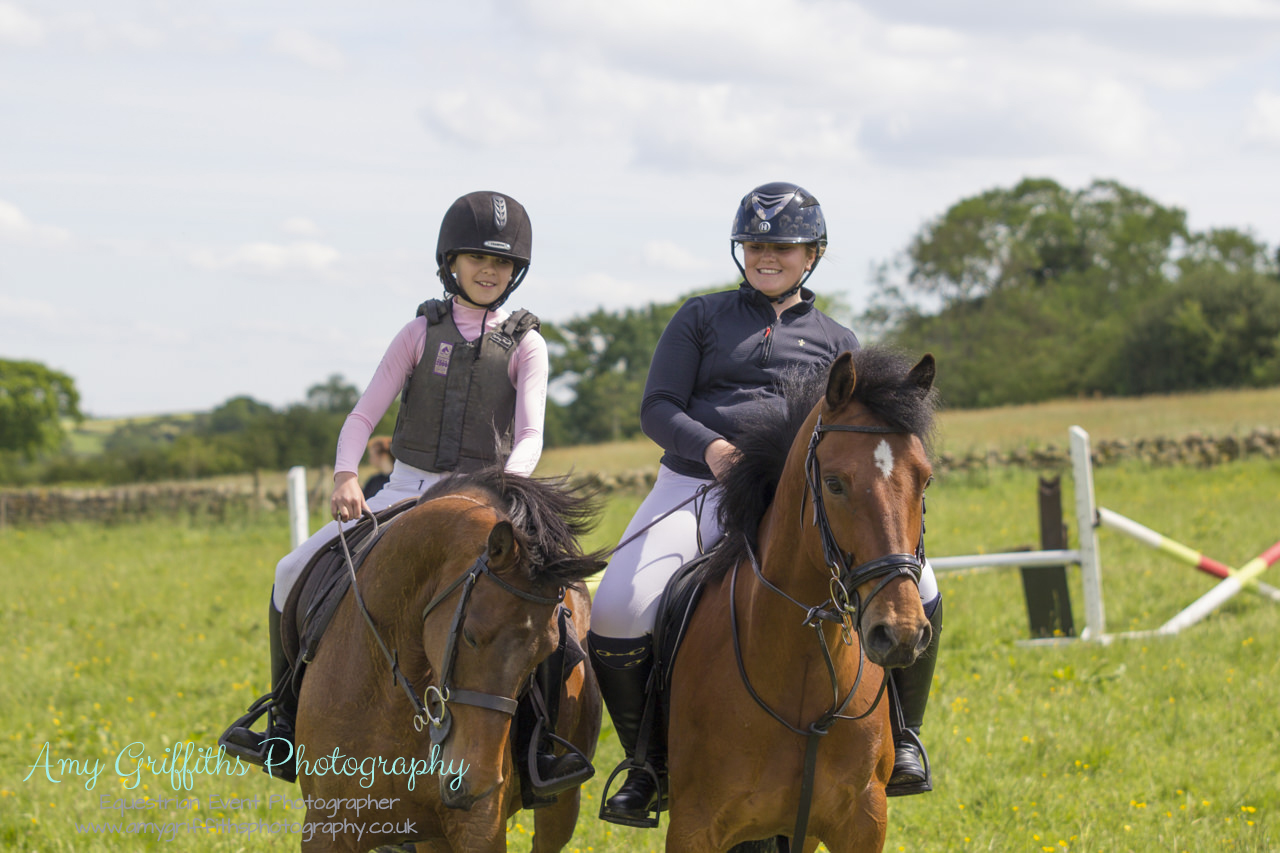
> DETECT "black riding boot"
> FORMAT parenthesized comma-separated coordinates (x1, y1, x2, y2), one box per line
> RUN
(219, 599, 298, 783)
(514, 649, 594, 807)
(588, 632, 664, 827)
(887, 595, 943, 797)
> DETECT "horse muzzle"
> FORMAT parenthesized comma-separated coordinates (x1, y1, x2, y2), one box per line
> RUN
(440, 771, 499, 811)
(862, 617, 931, 668)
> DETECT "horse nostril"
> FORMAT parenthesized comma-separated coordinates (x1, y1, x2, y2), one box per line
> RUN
(866, 623, 892, 656)
(916, 624, 932, 656)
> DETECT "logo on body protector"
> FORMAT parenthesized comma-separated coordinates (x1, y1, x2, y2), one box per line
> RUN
(433, 342, 454, 376)
(488, 331, 515, 351)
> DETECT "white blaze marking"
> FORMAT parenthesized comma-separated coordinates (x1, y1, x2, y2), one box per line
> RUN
(874, 439, 894, 479)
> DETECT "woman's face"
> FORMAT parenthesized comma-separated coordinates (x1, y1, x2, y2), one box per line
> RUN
(740, 242, 816, 299)
(450, 253, 516, 308)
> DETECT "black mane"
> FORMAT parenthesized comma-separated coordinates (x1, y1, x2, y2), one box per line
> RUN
(417, 468, 607, 586)
(703, 347, 939, 581)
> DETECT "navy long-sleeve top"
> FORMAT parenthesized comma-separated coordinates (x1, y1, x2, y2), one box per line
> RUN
(640, 284, 860, 480)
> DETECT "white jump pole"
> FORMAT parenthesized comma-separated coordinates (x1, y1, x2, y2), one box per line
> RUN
(287, 465, 309, 550)
(930, 425, 1103, 643)
(1069, 426, 1105, 641)
(930, 550, 1079, 571)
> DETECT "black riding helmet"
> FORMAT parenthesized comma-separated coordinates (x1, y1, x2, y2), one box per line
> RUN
(730, 181, 827, 302)
(436, 191, 532, 310)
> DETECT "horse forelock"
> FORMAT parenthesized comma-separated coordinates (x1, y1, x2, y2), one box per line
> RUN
(417, 467, 607, 587)
(701, 347, 938, 583)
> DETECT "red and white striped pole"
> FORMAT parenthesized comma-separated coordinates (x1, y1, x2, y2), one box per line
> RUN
(1097, 507, 1280, 603)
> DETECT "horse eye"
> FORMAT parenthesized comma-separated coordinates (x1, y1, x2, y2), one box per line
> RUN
(824, 476, 844, 495)
(463, 629, 478, 649)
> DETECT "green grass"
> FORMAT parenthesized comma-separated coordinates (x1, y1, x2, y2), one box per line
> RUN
(534, 385, 1280, 480)
(4, 454, 1278, 851)
(934, 385, 1280, 456)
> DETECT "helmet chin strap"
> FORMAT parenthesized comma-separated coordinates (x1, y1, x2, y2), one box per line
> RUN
(730, 242, 817, 303)
(437, 256, 528, 310)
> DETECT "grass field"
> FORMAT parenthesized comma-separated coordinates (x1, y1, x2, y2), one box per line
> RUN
(6, 392, 1279, 851)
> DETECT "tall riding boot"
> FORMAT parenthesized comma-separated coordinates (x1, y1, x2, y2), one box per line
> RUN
(887, 595, 943, 797)
(219, 599, 298, 783)
(588, 632, 664, 827)
(514, 648, 594, 807)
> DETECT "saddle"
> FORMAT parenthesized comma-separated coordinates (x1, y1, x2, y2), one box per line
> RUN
(653, 549, 718, 725)
(624, 545, 720, 801)
(280, 500, 420, 699)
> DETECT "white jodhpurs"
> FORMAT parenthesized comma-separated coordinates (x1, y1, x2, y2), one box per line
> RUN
(271, 460, 446, 611)
(591, 466, 722, 639)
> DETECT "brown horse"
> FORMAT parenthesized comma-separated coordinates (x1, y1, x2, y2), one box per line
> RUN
(294, 470, 606, 852)
(666, 349, 938, 853)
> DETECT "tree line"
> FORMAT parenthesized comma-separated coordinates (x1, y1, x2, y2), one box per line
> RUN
(3, 177, 1277, 485)
(862, 178, 1280, 407)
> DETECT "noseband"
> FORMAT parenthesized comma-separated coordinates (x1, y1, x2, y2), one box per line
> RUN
(416, 552, 565, 744)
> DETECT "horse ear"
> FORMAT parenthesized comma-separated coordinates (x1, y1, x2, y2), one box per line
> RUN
(907, 353, 936, 392)
(825, 351, 857, 408)
(486, 521, 520, 571)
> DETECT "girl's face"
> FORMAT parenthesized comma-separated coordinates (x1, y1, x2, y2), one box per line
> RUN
(450, 253, 516, 308)
(740, 242, 816, 299)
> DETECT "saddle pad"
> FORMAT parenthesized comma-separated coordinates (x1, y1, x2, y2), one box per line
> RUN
(280, 500, 418, 694)
(652, 548, 718, 720)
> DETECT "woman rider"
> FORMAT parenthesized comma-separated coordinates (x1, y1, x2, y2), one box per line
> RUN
(586, 182, 944, 826)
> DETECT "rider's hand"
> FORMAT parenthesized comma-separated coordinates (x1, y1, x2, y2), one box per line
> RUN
(704, 438, 739, 482)
(331, 471, 370, 522)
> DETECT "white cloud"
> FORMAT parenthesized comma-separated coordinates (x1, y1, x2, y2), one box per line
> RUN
(190, 241, 341, 275)
(1245, 90, 1280, 148)
(643, 240, 714, 273)
(556, 272, 652, 313)
(420, 89, 548, 148)
(269, 29, 347, 71)
(282, 217, 321, 238)
(1114, 0, 1280, 18)
(0, 199, 71, 247)
(0, 294, 56, 321)
(0, 2, 43, 46)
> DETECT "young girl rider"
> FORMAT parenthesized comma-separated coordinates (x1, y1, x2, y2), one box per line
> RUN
(587, 182, 945, 826)
(221, 191, 582, 791)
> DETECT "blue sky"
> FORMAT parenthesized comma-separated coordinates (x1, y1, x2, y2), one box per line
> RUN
(3, 0, 1279, 416)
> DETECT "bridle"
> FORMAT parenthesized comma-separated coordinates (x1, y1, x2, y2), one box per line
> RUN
(416, 548, 565, 745)
(336, 498, 565, 748)
(802, 414, 926, 626)
(730, 411, 928, 847)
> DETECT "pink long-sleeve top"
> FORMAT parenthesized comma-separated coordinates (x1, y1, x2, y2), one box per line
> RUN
(333, 301, 549, 477)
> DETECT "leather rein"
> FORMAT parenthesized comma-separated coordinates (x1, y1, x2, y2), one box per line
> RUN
(729, 413, 927, 848)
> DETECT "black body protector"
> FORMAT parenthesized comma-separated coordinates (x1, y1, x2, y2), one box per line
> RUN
(390, 299, 540, 473)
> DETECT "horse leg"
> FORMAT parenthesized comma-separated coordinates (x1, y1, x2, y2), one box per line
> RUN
(818, 788, 888, 853)
(530, 788, 581, 853)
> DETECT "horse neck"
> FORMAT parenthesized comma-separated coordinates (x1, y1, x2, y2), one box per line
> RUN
(745, 409, 848, 652)
(754, 406, 829, 604)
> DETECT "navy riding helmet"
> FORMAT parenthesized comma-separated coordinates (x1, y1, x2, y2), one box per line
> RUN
(730, 181, 827, 301)
(436, 191, 533, 310)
